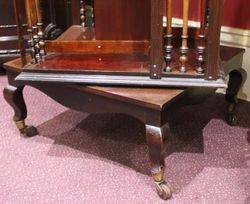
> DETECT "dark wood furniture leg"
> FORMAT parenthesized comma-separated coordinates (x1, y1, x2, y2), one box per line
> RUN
(3, 85, 38, 137)
(225, 68, 244, 126)
(146, 124, 172, 200)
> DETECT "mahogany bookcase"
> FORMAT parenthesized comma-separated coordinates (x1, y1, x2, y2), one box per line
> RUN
(3, 0, 246, 200)
(13, 0, 226, 88)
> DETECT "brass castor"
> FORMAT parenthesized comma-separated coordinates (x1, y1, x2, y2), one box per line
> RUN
(152, 166, 172, 200)
(15, 120, 38, 137)
(155, 181, 172, 200)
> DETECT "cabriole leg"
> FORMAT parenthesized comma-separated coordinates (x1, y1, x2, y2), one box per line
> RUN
(225, 69, 244, 126)
(3, 85, 38, 137)
(146, 124, 172, 200)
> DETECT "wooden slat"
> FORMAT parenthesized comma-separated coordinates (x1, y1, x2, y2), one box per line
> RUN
(45, 40, 149, 54)
(13, 0, 27, 66)
(150, 0, 163, 79)
(205, 0, 222, 80)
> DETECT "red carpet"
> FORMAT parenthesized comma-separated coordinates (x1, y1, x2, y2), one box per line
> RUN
(0, 75, 249, 203)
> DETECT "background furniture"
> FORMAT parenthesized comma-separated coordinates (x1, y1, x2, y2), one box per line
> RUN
(0, 0, 71, 69)
(0, 1, 23, 69)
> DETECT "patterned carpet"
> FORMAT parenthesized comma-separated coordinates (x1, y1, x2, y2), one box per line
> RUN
(0, 75, 249, 203)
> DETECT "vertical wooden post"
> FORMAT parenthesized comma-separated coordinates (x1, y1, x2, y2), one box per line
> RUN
(196, 0, 208, 74)
(24, 0, 39, 64)
(24, 0, 38, 28)
(205, 0, 222, 80)
(13, 0, 27, 66)
(179, 0, 190, 73)
(35, 0, 46, 60)
(164, 0, 173, 72)
(150, 0, 163, 79)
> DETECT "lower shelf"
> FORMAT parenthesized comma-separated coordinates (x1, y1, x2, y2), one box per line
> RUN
(16, 72, 227, 88)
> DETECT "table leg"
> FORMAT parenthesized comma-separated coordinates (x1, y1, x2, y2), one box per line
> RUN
(225, 68, 245, 126)
(146, 124, 172, 200)
(3, 85, 38, 137)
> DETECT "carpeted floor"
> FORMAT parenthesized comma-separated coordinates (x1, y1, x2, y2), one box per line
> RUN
(0, 75, 249, 204)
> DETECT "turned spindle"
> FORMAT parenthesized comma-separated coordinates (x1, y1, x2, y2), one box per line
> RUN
(80, 0, 86, 27)
(32, 26, 42, 63)
(35, 0, 46, 60)
(179, 0, 190, 73)
(197, 0, 208, 74)
(164, 0, 173, 72)
(27, 27, 36, 64)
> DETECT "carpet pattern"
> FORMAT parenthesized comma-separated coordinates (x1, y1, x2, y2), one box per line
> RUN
(0, 75, 249, 204)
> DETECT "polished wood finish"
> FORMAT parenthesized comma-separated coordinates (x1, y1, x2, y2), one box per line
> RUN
(45, 26, 149, 55)
(12, 0, 227, 88)
(196, 0, 208, 74)
(146, 124, 172, 199)
(150, 0, 163, 79)
(46, 40, 148, 55)
(205, 0, 222, 80)
(164, 0, 173, 72)
(179, 0, 190, 73)
(3, 85, 38, 137)
(23, 53, 149, 74)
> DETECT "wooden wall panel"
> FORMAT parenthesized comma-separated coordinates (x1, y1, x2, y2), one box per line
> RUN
(94, 0, 151, 40)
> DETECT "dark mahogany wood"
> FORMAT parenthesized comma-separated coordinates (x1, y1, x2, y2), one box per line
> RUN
(150, 0, 164, 79)
(225, 68, 246, 126)
(94, 0, 150, 40)
(12, 0, 229, 88)
(3, 84, 38, 137)
(3, 85, 27, 122)
(205, 0, 222, 80)
(146, 124, 172, 199)
(23, 53, 150, 74)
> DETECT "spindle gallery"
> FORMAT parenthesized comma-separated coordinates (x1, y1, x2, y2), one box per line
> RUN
(13, 0, 226, 88)
(3, 0, 245, 200)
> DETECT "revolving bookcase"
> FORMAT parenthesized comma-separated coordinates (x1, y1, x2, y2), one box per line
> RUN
(13, 0, 226, 88)
(3, 0, 246, 200)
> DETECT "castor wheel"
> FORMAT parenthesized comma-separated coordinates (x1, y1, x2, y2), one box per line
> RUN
(155, 181, 172, 200)
(20, 126, 38, 137)
(15, 120, 38, 137)
(226, 112, 238, 126)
